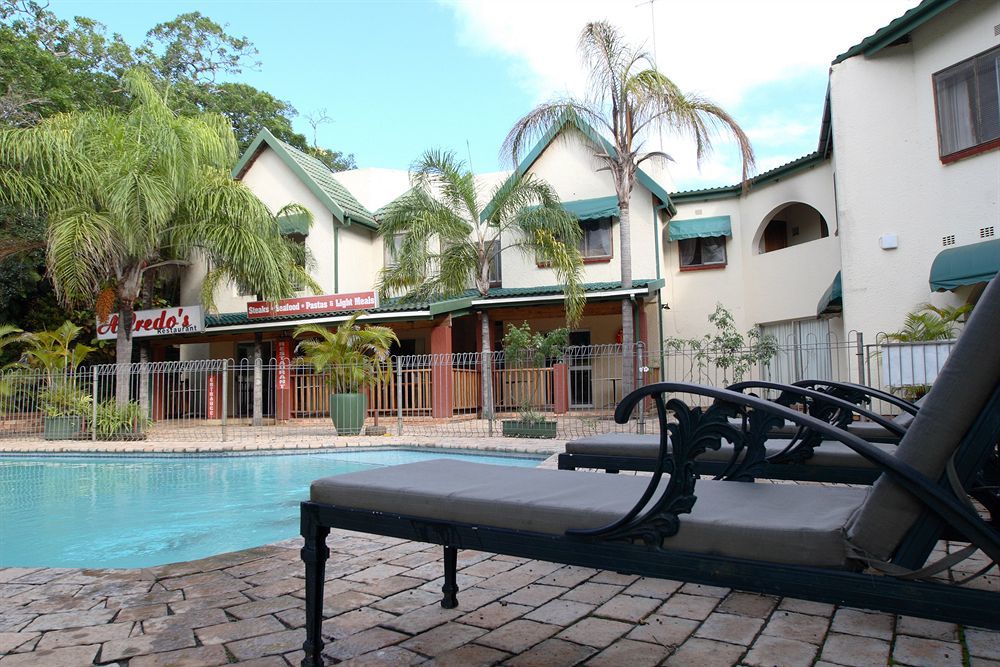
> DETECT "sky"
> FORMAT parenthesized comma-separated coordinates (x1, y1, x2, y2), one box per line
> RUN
(51, 0, 917, 191)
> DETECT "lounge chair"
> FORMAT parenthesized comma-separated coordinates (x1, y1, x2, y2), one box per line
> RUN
(299, 278, 1000, 666)
(559, 381, 917, 483)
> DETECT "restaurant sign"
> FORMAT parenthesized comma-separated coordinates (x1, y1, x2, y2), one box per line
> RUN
(246, 291, 377, 320)
(97, 306, 204, 340)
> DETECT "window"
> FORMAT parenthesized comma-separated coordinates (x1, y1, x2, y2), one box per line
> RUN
(934, 46, 1000, 159)
(287, 233, 307, 291)
(384, 233, 405, 267)
(679, 236, 727, 269)
(487, 241, 502, 287)
(578, 217, 613, 260)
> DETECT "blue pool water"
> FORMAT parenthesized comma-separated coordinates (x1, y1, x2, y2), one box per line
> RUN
(0, 449, 542, 569)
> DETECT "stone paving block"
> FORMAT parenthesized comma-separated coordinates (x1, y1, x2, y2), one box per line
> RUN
(21, 608, 116, 633)
(229, 657, 288, 667)
(322, 627, 408, 662)
(593, 593, 661, 623)
(417, 573, 484, 595)
(224, 557, 287, 580)
(459, 601, 532, 629)
(382, 604, 464, 635)
(142, 608, 229, 634)
(505, 637, 598, 666)
(126, 644, 230, 667)
(0, 643, 99, 667)
(227, 594, 300, 620)
(664, 637, 745, 667)
(100, 629, 196, 662)
(160, 570, 236, 591)
(589, 571, 639, 586)
(323, 607, 395, 639)
(76, 579, 151, 599)
(422, 643, 509, 666)
(371, 588, 440, 615)
(743, 635, 817, 667)
(536, 565, 599, 588)
(459, 558, 519, 579)
(362, 575, 425, 598)
(0, 569, 41, 584)
(0, 632, 39, 654)
(23, 596, 100, 614)
(195, 615, 285, 645)
(559, 582, 623, 605)
(114, 604, 168, 622)
(892, 635, 963, 667)
(478, 561, 562, 591)
(106, 588, 184, 609)
(777, 598, 835, 617)
(761, 610, 829, 645)
(967, 629, 1000, 660)
(622, 577, 683, 599)
(501, 584, 565, 607)
(35, 621, 133, 650)
(338, 645, 424, 665)
(830, 608, 894, 640)
(244, 577, 303, 600)
(478, 619, 560, 653)
(345, 563, 410, 584)
(400, 621, 487, 657)
(0, 614, 36, 633)
(695, 612, 765, 646)
(167, 592, 250, 614)
(656, 592, 719, 620)
(275, 607, 305, 629)
(970, 658, 1000, 667)
(679, 582, 731, 598)
(523, 599, 595, 626)
(387, 551, 442, 569)
(177, 577, 251, 600)
(895, 615, 958, 641)
(557, 617, 632, 649)
(718, 592, 779, 619)
(226, 628, 306, 662)
(443, 586, 505, 611)
(584, 638, 671, 666)
(320, 590, 380, 617)
(627, 614, 699, 648)
(818, 632, 891, 667)
(245, 563, 303, 587)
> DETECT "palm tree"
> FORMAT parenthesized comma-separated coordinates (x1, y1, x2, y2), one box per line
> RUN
(503, 21, 756, 395)
(377, 149, 585, 419)
(0, 70, 314, 405)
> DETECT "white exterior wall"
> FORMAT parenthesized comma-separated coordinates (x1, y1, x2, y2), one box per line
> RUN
(500, 131, 662, 288)
(831, 0, 1000, 340)
(665, 160, 841, 340)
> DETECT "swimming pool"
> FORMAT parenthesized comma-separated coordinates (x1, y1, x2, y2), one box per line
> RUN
(0, 448, 543, 569)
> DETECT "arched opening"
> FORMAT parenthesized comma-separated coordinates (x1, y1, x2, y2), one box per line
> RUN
(757, 202, 829, 254)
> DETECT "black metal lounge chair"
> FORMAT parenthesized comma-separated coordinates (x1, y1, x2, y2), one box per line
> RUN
(558, 382, 919, 484)
(299, 278, 1000, 666)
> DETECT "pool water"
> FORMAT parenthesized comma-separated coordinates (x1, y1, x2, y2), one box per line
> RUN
(0, 449, 542, 569)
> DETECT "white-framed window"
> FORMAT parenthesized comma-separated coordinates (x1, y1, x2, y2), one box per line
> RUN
(383, 233, 405, 267)
(678, 236, 727, 269)
(487, 240, 502, 287)
(934, 45, 1000, 159)
(578, 217, 613, 260)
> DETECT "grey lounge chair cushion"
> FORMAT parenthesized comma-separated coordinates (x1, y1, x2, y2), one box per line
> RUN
(847, 278, 1000, 559)
(566, 432, 896, 469)
(312, 459, 867, 568)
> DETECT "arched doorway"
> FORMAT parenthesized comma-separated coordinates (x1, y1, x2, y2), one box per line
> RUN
(757, 202, 829, 254)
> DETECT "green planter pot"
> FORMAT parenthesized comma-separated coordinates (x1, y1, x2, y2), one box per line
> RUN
(329, 393, 367, 435)
(43, 416, 84, 441)
(501, 419, 557, 439)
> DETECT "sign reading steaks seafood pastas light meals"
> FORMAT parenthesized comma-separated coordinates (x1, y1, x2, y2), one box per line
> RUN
(97, 306, 204, 340)
(246, 292, 377, 319)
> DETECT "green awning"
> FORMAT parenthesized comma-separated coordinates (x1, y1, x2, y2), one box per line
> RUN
(817, 271, 843, 315)
(667, 215, 732, 242)
(278, 212, 310, 236)
(929, 238, 1000, 291)
(561, 196, 620, 221)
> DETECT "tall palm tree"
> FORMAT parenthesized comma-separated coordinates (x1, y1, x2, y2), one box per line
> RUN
(503, 21, 756, 395)
(377, 149, 585, 418)
(0, 70, 314, 405)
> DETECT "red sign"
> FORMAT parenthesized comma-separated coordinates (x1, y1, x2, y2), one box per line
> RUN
(97, 306, 204, 340)
(206, 374, 218, 420)
(246, 292, 377, 319)
(275, 339, 292, 421)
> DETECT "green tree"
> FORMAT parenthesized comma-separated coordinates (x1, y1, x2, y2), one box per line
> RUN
(377, 149, 585, 418)
(886, 303, 972, 342)
(0, 69, 312, 404)
(294, 311, 399, 394)
(504, 21, 756, 395)
(139, 11, 258, 83)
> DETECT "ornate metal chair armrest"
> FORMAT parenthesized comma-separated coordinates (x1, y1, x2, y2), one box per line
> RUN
(793, 380, 919, 416)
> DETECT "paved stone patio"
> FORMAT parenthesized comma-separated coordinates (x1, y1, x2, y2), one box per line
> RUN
(1, 440, 998, 666)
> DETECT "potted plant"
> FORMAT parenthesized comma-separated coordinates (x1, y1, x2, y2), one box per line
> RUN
(294, 312, 398, 435)
(20, 322, 94, 440)
(500, 323, 568, 439)
(881, 303, 971, 399)
(95, 400, 151, 440)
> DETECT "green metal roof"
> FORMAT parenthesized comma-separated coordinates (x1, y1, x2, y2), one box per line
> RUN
(929, 239, 1000, 292)
(817, 271, 843, 315)
(232, 129, 377, 230)
(205, 279, 663, 328)
(832, 0, 959, 65)
(669, 152, 827, 203)
(667, 216, 732, 242)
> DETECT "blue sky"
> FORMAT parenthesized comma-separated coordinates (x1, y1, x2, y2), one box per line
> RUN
(53, 0, 916, 191)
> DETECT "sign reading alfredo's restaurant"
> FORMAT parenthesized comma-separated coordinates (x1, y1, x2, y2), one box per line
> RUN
(246, 291, 377, 319)
(97, 306, 204, 340)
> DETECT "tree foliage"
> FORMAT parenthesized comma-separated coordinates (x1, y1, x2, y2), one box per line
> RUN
(665, 304, 778, 385)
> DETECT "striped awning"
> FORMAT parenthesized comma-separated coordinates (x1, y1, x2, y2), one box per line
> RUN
(668, 215, 732, 242)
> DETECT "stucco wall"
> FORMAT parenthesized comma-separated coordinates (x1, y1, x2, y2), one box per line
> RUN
(831, 0, 1000, 340)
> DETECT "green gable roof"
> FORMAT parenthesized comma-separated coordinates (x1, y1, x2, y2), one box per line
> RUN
(832, 0, 959, 64)
(669, 151, 827, 203)
(232, 129, 377, 230)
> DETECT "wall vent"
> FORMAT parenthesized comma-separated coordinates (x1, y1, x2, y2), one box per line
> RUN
(942, 235, 956, 246)
(981, 226, 995, 239)
(995, 23, 1000, 36)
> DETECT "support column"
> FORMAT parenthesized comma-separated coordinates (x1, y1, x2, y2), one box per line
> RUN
(431, 317, 454, 418)
(275, 337, 293, 421)
(553, 362, 569, 414)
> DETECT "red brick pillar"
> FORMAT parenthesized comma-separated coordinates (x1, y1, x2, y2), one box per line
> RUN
(552, 362, 569, 414)
(431, 317, 454, 418)
(274, 338, 293, 421)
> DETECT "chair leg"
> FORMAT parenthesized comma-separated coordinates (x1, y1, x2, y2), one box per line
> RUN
(441, 545, 459, 609)
(300, 512, 330, 667)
